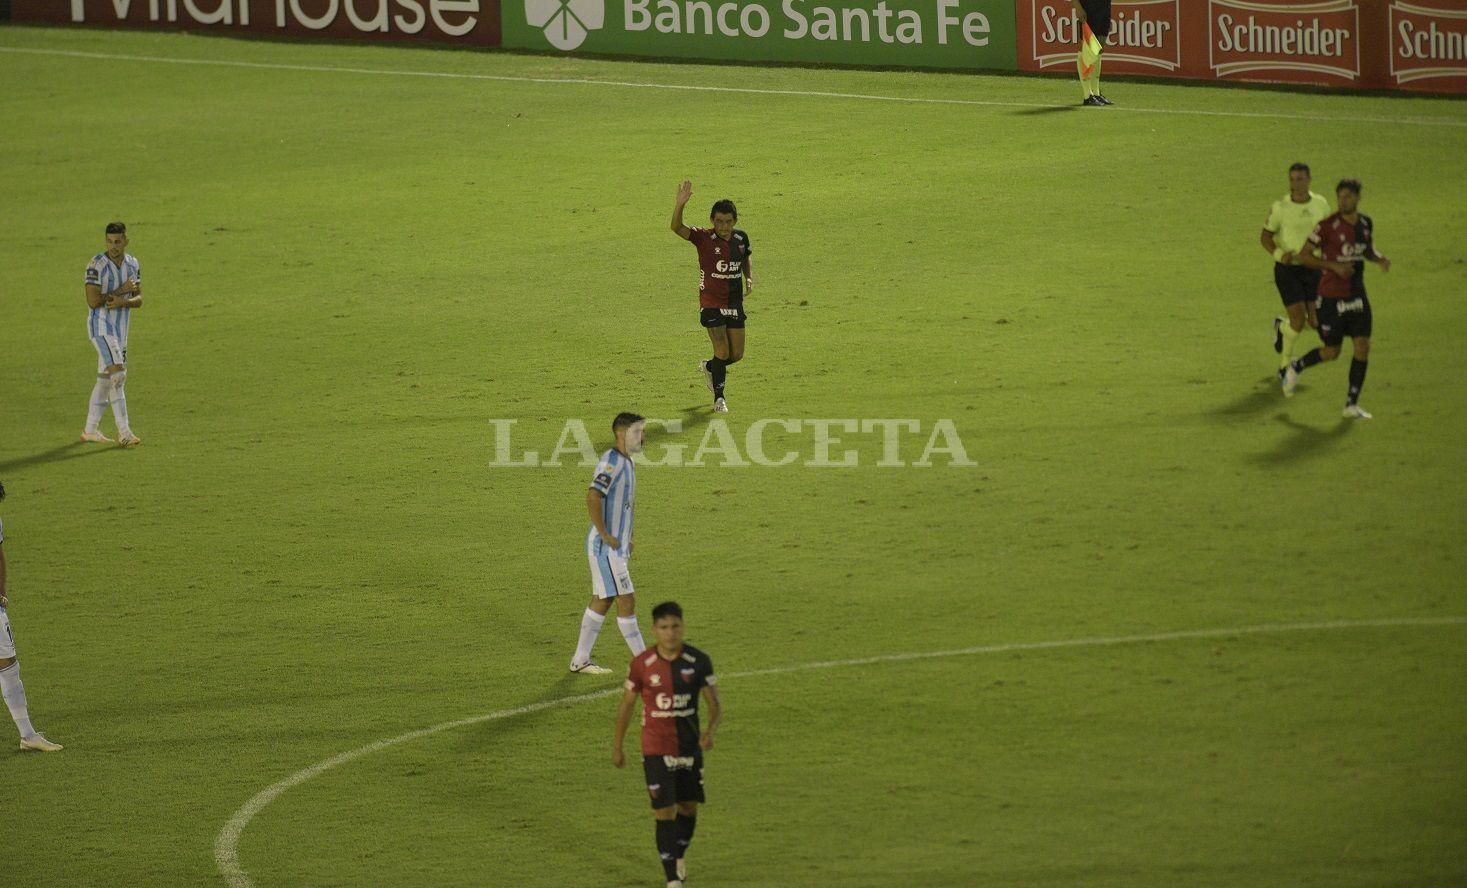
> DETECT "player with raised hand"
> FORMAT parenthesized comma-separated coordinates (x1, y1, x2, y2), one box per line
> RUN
(1285, 179, 1391, 418)
(671, 180, 753, 414)
(0, 481, 64, 752)
(613, 602, 721, 888)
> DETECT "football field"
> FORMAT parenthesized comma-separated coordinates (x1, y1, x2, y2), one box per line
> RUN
(2, 24, 1466, 887)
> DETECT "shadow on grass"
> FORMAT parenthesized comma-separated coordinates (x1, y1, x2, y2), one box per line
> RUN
(1010, 104, 1077, 115)
(1207, 376, 1300, 420)
(1250, 414, 1354, 465)
(0, 442, 114, 473)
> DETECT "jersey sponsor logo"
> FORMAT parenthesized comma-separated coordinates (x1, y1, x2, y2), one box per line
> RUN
(714, 259, 741, 273)
(1029, 0, 1182, 71)
(1337, 298, 1365, 313)
(662, 755, 697, 768)
(1390, 2, 1467, 86)
(1208, 0, 1360, 82)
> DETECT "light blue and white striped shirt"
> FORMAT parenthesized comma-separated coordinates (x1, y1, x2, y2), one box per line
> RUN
(84, 252, 140, 341)
(587, 448, 635, 559)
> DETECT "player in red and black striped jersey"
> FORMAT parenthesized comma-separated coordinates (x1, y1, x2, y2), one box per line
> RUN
(671, 180, 753, 415)
(1284, 179, 1392, 419)
(613, 601, 721, 888)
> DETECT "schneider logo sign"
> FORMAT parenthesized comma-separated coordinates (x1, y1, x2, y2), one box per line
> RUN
(508, 0, 1018, 69)
(1029, 0, 1181, 72)
(1390, 1, 1467, 86)
(1209, 0, 1360, 82)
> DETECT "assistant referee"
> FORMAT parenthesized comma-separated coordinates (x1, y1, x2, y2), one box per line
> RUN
(1072, 0, 1113, 106)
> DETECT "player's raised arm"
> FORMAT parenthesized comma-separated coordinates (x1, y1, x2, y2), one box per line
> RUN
(671, 180, 693, 240)
(612, 684, 637, 768)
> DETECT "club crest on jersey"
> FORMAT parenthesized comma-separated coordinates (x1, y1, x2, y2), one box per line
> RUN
(681, 668, 696, 679)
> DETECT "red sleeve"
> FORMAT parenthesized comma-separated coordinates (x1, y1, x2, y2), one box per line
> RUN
(688, 227, 710, 245)
(1307, 222, 1325, 247)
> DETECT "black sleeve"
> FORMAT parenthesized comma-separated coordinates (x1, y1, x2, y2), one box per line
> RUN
(735, 229, 751, 258)
(1361, 215, 1381, 259)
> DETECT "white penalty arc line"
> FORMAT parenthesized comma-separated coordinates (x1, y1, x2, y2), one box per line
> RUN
(214, 615, 1467, 887)
(3, 46, 1467, 129)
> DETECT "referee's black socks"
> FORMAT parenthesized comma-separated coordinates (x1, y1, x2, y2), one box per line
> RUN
(707, 357, 728, 398)
(1348, 358, 1368, 404)
(656, 819, 679, 880)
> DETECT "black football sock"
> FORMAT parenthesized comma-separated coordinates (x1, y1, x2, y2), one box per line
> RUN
(708, 357, 728, 399)
(1292, 349, 1324, 373)
(1347, 358, 1368, 405)
(674, 812, 697, 858)
(656, 819, 679, 880)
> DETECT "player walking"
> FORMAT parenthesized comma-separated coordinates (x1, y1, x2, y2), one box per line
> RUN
(0, 482, 64, 752)
(671, 180, 753, 414)
(1072, 1, 1113, 106)
(82, 221, 143, 447)
(1261, 163, 1330, 371)
(1283, 179, 1391, 418)
(569, 413, 648, 675)
(613, 602, 721, 888)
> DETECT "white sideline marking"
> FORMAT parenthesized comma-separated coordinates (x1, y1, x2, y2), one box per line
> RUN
(3, 46, 1467, 129)
(214, 616, 1466, 886)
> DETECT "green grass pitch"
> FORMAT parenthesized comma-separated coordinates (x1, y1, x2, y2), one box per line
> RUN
(1, 24, 1465, 887)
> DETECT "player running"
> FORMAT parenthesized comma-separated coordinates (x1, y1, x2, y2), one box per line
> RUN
(1283, 179, 1391, 418)
(671, 180, 753, 415)
(1261, 163, 1330, 372)
(82, 221, 143, 447)
(613, 602, 721, 888)
(1072, 1, 1113, 106)
(569, 413, 648, 675)
(0, 481, 64, 752)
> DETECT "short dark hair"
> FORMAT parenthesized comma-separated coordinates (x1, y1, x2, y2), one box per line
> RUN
(1337, 178, 1362, 195)
(651, 601, 683, 622)
(1289, 162, 1311, 175)
(0, 480, 6, 502)
(710, 200, 737, 221)
(612, 412, 645, 435)
(105, 221, 127, 235)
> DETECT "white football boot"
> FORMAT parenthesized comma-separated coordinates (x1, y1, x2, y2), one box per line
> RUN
(713, 398, 729, 414)
(1342, 403, 1372, 420)
(698, 361, 713, 393)
(80, 430, 114, 444)
(569, 660, 612, 675)
(20, 734, 64, 752)
(1280, 365, 1299, 398)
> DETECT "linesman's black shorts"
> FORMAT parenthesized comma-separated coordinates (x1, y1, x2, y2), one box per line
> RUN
(1082, 0, 1113, 38)
(700, 305, 747, 329)
(1315, 295, 1372, 347)
(643, 754, 705, 809)
(1275, 263, 1321, 307)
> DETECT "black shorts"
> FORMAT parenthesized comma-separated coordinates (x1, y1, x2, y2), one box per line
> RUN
(643, 754, 705, 809)
(1315, 295, 1372, 347)
(1274, 263, 1320, 307)
(700, 305, 747, 329)
(1082, 0, 1112, 38)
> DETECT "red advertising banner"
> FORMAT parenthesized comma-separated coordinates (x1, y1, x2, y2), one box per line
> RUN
(9, 0, 502, 47)
(1018, 0, 1467, 93)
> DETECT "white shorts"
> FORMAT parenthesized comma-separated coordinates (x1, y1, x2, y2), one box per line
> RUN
(588, 540, 635, 600)
(0, 607, 15, 660)
(93, 333, 127, 372)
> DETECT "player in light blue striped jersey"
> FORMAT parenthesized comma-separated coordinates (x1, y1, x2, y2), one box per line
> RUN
(569, 413, 648, 674)
(81, 221, 143, 447)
